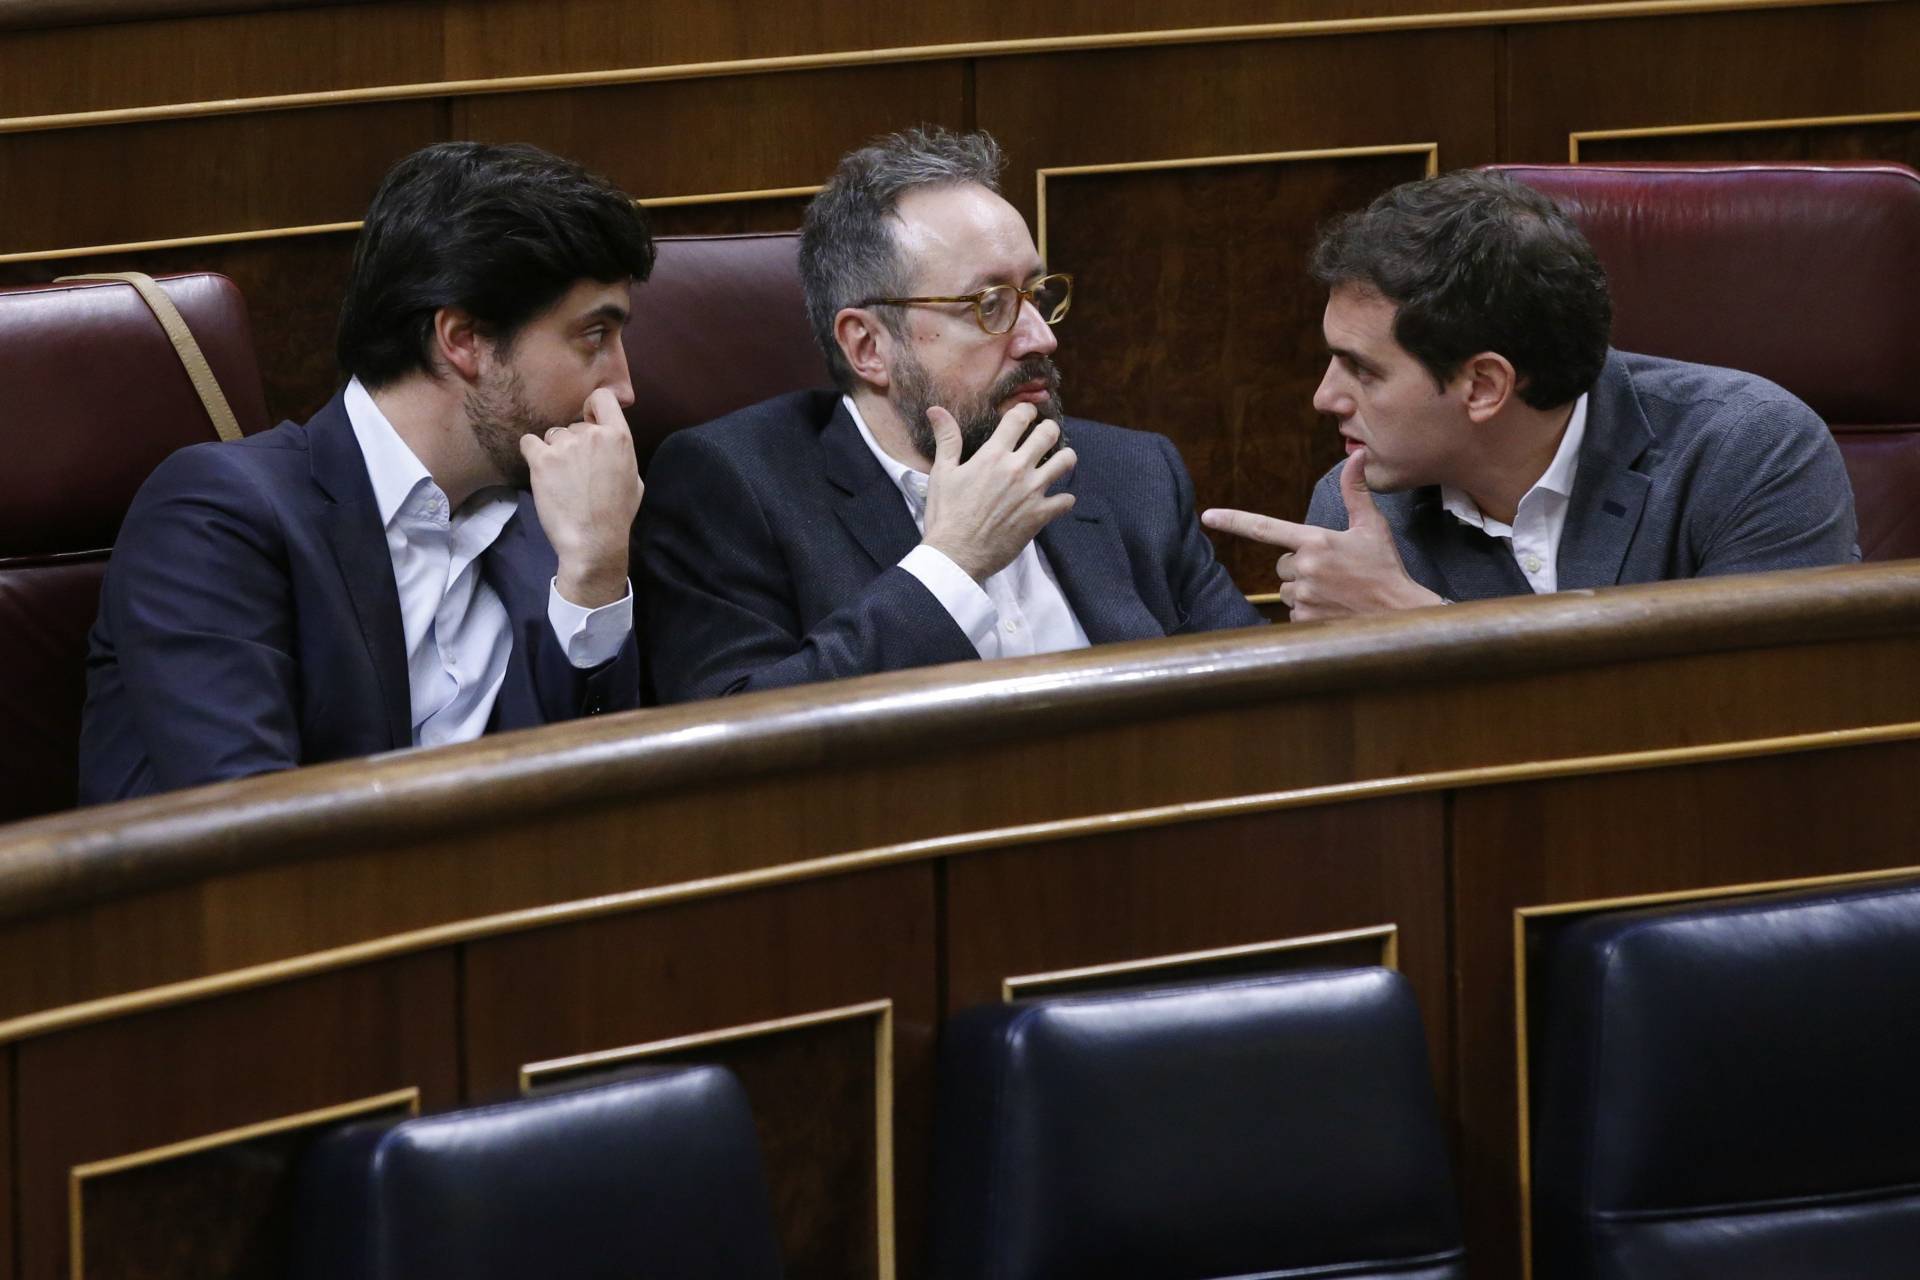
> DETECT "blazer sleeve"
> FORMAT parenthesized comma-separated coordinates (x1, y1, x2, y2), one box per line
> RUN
(1690, 395, 1861, 574)
(90, 445, 304, 791)
(638, 428, 978, 703)
(1155, 434, 1265, 632)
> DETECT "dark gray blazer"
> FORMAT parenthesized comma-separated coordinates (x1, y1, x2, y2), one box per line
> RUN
(638, 389, 1263, 702)
(1305, 349, 1860, 600)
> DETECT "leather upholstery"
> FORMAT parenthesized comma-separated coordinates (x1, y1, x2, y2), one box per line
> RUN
(1491, 163, 1920, 561)
(0, 273, 269, 823)
(294, 1065, 785, 1279)
(623, 231, 829, 473)
(930, 969, 1465, 1280)
(1532, 878, 1920, 1280)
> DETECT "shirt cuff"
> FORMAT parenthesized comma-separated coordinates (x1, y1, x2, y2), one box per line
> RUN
(900, 543, 999, 658)
(548, 577, 634, 668)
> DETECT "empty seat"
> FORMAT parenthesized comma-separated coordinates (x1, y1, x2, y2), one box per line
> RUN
(930, 968, 1465, 1280)
(1490, 162, 1920, 561)
(293, 1065, 785, 1280)
(0, 273, 269, 823)
(623, 231, 829, 474)
(1532, 877, 1920, 1280)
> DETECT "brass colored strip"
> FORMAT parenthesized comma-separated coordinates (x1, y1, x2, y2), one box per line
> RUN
(1037, 142, 1438, 262)
(0, 185, 815, 265)
(1511, 859, 1920, 1280)
(68, 1086, 420, 1280)
(1568, 107, 1920, 160)
(1001, 924, 1399, 1000)
(519, 1001, 897, 1280)
(0, 0, 1867, 138)
(2, 717, 1918, 1048)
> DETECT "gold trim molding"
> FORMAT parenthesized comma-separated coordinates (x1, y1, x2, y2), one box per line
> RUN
(68, 1086, 421, 1280)
(1035, 143, 1439, 261)
(1510, 862, 1920, 1280)
(520, 1000, 896, 1280)
(1569, 107, 1920, 160)
(0, 184, 822, 267)
(0, 0, 1868, 138)
(2, 717, 1918, 1049)
(1002, 924, 1399, 1000)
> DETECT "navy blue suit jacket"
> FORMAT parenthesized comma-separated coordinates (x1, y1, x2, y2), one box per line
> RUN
(638, 390, 1263, 703)
(80, 392, 641, 803)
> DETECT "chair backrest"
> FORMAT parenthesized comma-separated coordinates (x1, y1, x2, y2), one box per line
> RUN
(624, 231, 830, 473)
(1533, 878, 1920, 1280)
(1490, 162, 1920, 561)
(294, 1065, 786, 1280)
(930, 968, 1465, 1280)
(0, 273, 269, 824)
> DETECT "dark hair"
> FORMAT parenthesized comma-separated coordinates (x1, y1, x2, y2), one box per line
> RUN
(1309, 169, 1610, 409)
(337, 142, 656, 388)
(799, 126, 1005, 392)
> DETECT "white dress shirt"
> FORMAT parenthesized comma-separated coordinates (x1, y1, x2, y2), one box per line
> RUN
(344, 378, 633, 747)
(1440, 393, 1589, 594)
(844, 396, 1090, 659)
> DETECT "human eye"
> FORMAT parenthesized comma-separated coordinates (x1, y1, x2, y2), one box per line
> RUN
(977, 287, 1016, 329)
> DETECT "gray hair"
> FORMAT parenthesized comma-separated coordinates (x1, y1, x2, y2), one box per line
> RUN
(799, 126, 1006, 391)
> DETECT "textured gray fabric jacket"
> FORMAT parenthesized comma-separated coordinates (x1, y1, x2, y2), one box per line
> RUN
(1304, 349, 1860, 600)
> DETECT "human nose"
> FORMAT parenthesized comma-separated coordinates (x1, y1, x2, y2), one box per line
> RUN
(1312, 360, 1349, 416)
(603, 336, 636, 409)
(1007, 295, 1059, 357)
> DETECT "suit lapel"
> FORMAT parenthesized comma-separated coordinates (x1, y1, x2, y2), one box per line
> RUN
(1036, 484, 1163, 643)
(821, 399, 926, 571)
(1402, 490, 1534, 600)
(1558, 352, 1654, 591)
(307, 392, 412, 751)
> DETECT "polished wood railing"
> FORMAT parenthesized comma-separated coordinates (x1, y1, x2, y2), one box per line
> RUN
(4, 559, 1919, 1280)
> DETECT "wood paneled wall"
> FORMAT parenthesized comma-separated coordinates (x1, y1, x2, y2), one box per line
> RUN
(3, 0, 1916, 589)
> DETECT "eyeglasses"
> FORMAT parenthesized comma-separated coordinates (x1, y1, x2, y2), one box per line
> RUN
(860, 273, 1073, 336)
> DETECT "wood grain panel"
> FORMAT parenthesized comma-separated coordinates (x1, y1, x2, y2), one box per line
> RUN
(0, 102, 442, 258)
(0, 231, 355, 424)
(1577, 116, 1920, 166)
(1041, 149, 1432, 591)
(0, 1, 443, 117)
(15, 952, 458, 1280)
(0, 1048, 11, 1280)
(944, 795, 1451, 1096)
(645, 194, 812, 238)
(456, 62, 966, 202)
(1450, 738, 1920, 1280)
(1505, 3, 1920, 161)
(463, 865, 936, 1280)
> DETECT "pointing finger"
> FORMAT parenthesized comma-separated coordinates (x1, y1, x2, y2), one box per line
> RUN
(1200, 508, 1316, 549)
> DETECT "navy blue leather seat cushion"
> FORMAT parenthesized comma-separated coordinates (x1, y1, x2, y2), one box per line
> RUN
(930, 968, 1464, 1280)
(1534, 878, 1920, 1280)
(294, 1064, 784, 1279)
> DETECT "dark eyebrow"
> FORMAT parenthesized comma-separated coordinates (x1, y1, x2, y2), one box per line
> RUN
(581, 303, 629, 328)
(1328, 344, 1375, 375)
(956, 264, 1048, 295)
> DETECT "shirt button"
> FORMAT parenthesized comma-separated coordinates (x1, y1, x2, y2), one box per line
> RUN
(1523, 554, 1543, 574)
(1003, 619, 1020, 633)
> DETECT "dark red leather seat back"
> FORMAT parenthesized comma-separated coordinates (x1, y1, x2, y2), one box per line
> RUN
(622, 232, 829, 474)
(0, 273, 270, 823)
(1492, 162, 1920, 561)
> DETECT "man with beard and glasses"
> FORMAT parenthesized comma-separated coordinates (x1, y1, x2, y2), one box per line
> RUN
(639, 127, 1261, 702)
(80, 142, 653, 802)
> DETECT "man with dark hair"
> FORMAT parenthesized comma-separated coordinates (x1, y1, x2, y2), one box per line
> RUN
(640, 127, 1259, 702)
(1203, 169, 1858, 619)
(81, 142, 655, 801)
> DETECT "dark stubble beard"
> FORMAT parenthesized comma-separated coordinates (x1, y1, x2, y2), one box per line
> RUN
(463, 363, 572, 490)
(892, 353, 1067, 465)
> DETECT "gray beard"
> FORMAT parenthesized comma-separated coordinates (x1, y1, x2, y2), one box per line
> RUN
(892, 355, 1067, 464)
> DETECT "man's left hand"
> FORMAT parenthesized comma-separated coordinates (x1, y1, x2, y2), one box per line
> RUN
(521, 387, 640, 608)
(1201, 447, 1444, 621)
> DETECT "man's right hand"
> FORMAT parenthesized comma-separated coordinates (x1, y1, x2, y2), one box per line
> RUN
(920, 402, 1077, 583)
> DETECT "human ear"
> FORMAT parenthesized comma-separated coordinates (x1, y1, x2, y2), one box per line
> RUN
(433, 307, 487, 383)
(834, 308, 893, 392)
(1462, 352, 1517, 424)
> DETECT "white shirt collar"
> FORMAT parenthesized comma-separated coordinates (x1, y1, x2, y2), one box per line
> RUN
(344, 376, 438, 528)
(1441, 392, 1589, 533)
(844, 395, 931, 516)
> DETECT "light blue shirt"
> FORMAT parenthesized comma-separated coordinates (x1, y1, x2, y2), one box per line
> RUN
(344, 378, 632, 747)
